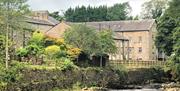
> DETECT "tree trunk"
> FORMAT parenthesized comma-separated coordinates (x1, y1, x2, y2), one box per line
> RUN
(5, 2, 10, 69)
(5, 23, 9, 68)
(100, 56, 103, 67)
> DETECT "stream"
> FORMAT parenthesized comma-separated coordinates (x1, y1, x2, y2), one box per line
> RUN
(109, 88, 162, 91)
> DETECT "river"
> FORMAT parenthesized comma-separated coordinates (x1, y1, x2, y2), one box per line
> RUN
(109, 89, 162, 91)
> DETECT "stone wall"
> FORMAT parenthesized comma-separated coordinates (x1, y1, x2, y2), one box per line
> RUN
(0, 67, 169, 91)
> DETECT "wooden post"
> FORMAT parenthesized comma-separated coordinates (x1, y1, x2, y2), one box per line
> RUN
(122, 40, 125, 60)
(127, 40, 130, 60)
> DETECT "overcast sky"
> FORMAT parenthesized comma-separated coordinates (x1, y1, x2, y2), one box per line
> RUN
(27, 0, 146, 16)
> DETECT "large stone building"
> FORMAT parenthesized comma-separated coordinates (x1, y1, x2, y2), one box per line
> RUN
(24, 11, 157, 61)
(45, 20, 157, 61)
(82, 20, 157, 61)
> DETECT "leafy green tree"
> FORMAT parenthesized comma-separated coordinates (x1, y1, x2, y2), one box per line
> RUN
(141, 0, 168, 19)
(64, 24, 99, 55)
(96, 30, 117, 67)
(64, 25, 117, 67)
(156, 0, 180, 81)
(166, 0, 180, 19)
(107, 2, 131, 20)
(49, 11, 64, 21)
(155, 16, 177, 56)
(64, 3, 131, 22)
(0, 0, 30, 68)
(65, 7, 74, 22)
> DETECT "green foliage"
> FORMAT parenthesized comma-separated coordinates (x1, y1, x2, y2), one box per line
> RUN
(0, 35, 5, 58)
(49, 11, 64, 21)
(26, 44, 42, 55)
(166, 0, 180, 19)
(155, 0, 180, 82)
(64, 24, 98, 55)
(64, 3, 131, 22)
(155, 16, 177, 56)
(45, 45, 61, 60)
(60, 58, 75, 71)
(110, 65, 127, 83)
(141, 0, 168, 19)
(107, 2, 131, 20)
(64, 25, 117, 58)
(0, 61, 24, 83)
(16, 47, 28, 57)
(29, 31, 45, 46)
(16, 44, 43, 58)
(96, 30, 117, 55)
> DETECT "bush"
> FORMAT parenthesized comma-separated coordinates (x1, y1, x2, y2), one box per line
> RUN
(45, 45, 60, 60)
(60, 58, 75, 71)
(16, 47, 28, 57)
(29, 31, 44, 46)
(0, 61, 24, 83)
(170, 63, 180, 81)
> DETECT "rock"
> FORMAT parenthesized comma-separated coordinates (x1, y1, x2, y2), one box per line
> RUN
(82, 87, 108, 91)
(162, 82, 180, 91)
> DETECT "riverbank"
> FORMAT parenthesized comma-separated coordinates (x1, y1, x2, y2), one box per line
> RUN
(0, 63, 173, 91)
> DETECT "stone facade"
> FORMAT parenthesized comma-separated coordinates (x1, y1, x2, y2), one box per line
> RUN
(23, 12, 157, 61)
(79, 20, 157, 61)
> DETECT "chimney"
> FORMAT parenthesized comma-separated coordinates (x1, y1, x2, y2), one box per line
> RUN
(32, 11, 49, 20)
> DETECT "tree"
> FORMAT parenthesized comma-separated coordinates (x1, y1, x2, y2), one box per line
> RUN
(141, 0, 168, 19)
(64, 3, 131, 22)
(0, 0, 30, 68)
(64, 24, 99, 55)
(49, 11, 64, 21)
(155, 16, 177, 56)
(64, 25, 117, 67)
(155, 0, 180, 81)
(166, 0, 180, 19)
(96, 30, 117, 67)
(107, 2, 131, 20)
(65, 7, 74, 22)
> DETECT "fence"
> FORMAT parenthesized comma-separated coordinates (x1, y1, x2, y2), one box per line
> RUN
(110, 60, 166, 69)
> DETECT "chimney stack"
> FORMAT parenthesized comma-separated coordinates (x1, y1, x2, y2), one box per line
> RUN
(32, 11, 49, 20)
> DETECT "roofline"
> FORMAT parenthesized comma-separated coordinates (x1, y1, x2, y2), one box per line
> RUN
(114, 30, 149, 32)
(26, 21, 55, 26)
(68, 19, 156, 24)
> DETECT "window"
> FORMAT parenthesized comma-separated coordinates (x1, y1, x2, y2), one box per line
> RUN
(138, 58, 142, 60)
(139, 36, 142, 43)
(128, 47, 134, 53)
(138, 47, 142, 53)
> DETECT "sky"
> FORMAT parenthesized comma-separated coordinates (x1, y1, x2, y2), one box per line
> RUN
(27, 0, 146, 16)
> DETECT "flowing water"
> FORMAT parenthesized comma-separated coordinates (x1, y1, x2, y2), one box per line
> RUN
(109, 89, 162, 91)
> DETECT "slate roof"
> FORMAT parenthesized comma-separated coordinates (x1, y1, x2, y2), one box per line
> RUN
(45, 22, 70, 38)
(25, 10, 59, 26)
(69, 19, 155, 32)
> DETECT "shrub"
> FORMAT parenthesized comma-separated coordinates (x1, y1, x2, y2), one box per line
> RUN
(16, 47, 28, 57)
(45, 45, 60, 59)
(29, 31, 44, 46)
(61, 58, 75, 70)
(67, 47, 81, 59)
(55, 38, 64, 45)
(0, 61, 24, 83)
(170, 63, 180, 81)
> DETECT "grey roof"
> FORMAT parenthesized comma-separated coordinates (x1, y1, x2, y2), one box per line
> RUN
(48, 16, 60, 25)
(69, 19, 155, 32)
(25, 16, 59, 26)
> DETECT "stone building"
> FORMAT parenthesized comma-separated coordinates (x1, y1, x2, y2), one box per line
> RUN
(83, 20, 157, 61)
(23, 11, 157, 61)
(45, 20, 157, 61)
(25, 10, 59, 33)
(12, 10, 59, 48)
